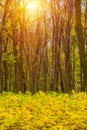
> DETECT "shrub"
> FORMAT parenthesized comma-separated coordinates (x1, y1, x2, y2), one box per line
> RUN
(0, 91, 87, 130)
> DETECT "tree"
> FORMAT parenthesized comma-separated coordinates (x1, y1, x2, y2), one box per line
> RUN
(75, 0, 87, 91)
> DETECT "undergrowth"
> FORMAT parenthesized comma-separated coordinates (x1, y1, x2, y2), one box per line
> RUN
(0, 91, 87, 130)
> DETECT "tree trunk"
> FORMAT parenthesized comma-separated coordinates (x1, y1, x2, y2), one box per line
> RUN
(75, 0, 87, 91)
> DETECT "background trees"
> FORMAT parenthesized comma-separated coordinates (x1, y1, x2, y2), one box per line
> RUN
(0, 0, 87, 94)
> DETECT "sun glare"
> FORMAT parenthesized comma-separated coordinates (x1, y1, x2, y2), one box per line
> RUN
(26, 0, 40, 13)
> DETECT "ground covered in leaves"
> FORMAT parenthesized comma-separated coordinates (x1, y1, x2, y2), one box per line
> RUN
(0, 91, 87, 130)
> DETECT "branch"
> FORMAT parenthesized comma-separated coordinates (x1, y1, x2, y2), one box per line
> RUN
(0, 3, 4, 8)
(4, 28, 13, 39)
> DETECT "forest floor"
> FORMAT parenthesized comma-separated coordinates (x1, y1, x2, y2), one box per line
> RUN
(0, 91, 87, 130)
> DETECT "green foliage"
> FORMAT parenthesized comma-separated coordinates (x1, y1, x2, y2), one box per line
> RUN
(0, 91, 87, 130)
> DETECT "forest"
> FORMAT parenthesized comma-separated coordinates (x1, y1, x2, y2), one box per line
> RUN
(0, 0, 87, 94)
(0, 0, 87, 130)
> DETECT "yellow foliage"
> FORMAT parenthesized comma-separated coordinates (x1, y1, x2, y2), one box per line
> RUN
(0, 92, 87, 130)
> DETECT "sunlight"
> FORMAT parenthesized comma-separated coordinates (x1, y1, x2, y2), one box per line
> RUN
(26, 0, 40, 14)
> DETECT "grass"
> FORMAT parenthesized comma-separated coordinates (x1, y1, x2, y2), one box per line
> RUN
(0, 91, 87, 130)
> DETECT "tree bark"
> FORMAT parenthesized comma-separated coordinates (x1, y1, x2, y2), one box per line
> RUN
(75, 0, 87, 91)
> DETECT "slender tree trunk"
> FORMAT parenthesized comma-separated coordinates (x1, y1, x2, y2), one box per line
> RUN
(12, 24, 21, 93)
(3, 38, 8, 91)
(75, 0, 87, 91)
(0, 0, 9, 91)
